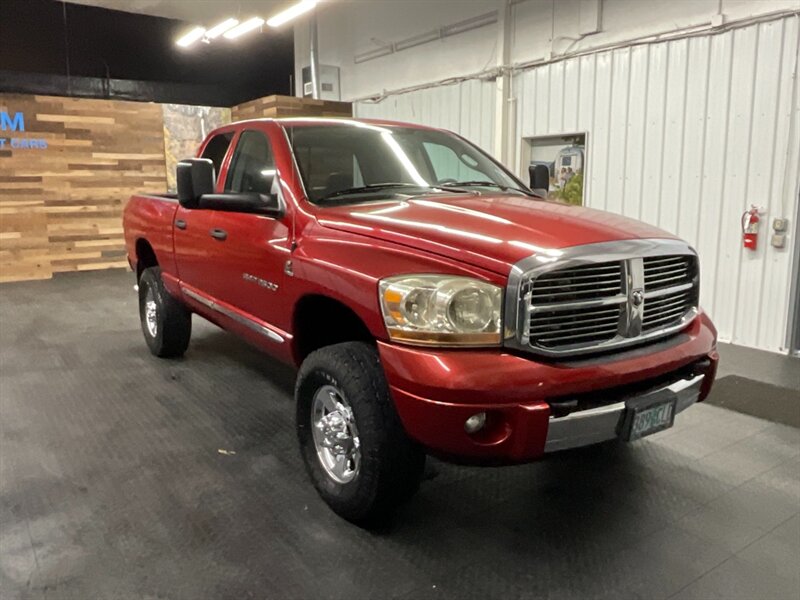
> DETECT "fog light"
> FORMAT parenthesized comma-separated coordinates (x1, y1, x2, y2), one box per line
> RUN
(464, 412, 487, 434)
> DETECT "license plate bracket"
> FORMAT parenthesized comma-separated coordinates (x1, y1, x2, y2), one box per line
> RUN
(619, 389, 677, 442)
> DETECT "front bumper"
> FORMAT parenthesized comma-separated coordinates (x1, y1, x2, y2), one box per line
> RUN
(379, 311, 718, 462)
(543, 373, 703, 452)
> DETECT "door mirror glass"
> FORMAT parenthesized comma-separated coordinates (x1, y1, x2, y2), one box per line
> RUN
(176, 158, 215, 208)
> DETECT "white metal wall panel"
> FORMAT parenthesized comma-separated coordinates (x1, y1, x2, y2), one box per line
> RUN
(515, 16, 800, 352)
(353, 79, 496, 153)
(752, 18, 800, 350)
(624, 45, 651, 220)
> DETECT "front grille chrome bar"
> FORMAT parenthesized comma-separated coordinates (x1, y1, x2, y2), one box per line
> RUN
(504, 238, 700, 358)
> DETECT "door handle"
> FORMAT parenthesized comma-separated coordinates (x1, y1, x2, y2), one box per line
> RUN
(210, 228, 228, 241)
(175, 219, 187, 230)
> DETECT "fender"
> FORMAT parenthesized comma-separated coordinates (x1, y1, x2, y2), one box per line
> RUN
(287, 223, 507, 342)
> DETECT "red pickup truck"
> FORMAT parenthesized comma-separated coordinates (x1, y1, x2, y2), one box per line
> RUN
(123, 118, 718, 523)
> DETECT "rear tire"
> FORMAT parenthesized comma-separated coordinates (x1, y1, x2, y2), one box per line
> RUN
(138, 266, 191, 358)
(296, 342, 425, 525)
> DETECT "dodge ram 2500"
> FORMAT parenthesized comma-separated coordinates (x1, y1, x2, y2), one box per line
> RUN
(123, 118, 718, 524)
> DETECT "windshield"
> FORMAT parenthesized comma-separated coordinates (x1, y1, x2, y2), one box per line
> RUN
(284, 122, 530, 204)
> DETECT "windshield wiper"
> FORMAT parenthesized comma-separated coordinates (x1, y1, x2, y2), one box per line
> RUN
(323, 183, 430, 201)
(439, 181, 535, 197)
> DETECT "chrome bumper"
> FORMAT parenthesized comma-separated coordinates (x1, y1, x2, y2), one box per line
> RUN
(544, 374, 704, 452)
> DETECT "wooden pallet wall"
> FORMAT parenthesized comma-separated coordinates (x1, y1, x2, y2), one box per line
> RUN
(231, 95, 352, 120)
(0, 94, 351, 282)
(0, 94, 167, 282)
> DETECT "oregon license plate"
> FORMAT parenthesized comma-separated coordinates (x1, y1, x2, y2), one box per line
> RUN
(621, 390, 677, 441)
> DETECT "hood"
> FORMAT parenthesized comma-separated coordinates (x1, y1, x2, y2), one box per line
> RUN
(315, 194, 678, 275)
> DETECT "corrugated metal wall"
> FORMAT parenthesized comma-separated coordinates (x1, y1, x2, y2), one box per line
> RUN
(353, 16, 800, 353)
(514, 16, 800, 352)
(354, 78, 497, 152)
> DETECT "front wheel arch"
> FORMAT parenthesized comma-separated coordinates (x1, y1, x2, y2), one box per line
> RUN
(291, 294, 376, 364)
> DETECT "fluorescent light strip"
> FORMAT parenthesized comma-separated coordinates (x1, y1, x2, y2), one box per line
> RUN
(267, 0, 317, 28)
(224, 17, 265, 39)
(176, 26, 206, 47)
(206, 18, 239, 39)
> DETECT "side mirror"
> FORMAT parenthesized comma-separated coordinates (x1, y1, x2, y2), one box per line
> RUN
(529, 164, 550, 197)
(197, 192, 283, 218)
(177, 158, 215, 208)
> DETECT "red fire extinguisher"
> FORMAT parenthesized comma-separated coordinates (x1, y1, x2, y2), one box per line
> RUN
(741, 205, 760, 251)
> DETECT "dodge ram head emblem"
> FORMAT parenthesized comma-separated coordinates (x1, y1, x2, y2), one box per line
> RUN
(631, 289, 644, 306)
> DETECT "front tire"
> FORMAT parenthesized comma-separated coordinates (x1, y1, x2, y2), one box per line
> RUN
(296, 342, 425, 525)
(138, 266, 191, 358)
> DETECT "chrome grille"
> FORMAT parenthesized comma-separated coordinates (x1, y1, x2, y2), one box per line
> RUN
(642, 255, 699, 333)
(643, 255, 694, 291)
(530, 262, 623, 304)
(528, 262, 624, 349)
(506, 240, 700, 357)
(642, 289, 693, 332)
(529, 305, 623, 348)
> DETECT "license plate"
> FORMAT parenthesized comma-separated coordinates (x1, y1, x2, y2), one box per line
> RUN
(620, 390, 677, 441)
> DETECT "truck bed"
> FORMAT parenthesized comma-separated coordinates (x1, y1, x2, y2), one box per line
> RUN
(122, 193, 180, 278)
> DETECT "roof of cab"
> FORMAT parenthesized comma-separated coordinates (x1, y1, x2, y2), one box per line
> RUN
(216, 117, 439, 131)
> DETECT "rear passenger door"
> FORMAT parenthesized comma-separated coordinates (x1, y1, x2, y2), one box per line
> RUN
(203, 127, 292, 340)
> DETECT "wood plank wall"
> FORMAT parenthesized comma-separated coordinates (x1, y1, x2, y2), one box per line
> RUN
(0, 93, 166, 282)
(0, 93, 352, 282)
(231, 95, 352, 120)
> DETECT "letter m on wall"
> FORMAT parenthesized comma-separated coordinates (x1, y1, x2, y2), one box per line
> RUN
(0, 112, 25, 132)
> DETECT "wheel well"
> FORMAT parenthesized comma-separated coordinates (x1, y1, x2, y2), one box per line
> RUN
(135, 239, 158, 280)
(293, 295, 374, 362)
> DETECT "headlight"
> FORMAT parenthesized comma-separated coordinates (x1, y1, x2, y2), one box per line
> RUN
(379, 275, 503, 346)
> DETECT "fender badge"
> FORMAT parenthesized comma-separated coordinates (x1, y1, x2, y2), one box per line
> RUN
(242, 273, 278, 291)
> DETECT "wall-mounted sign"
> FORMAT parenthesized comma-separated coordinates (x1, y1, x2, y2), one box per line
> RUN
(0, 112, 48, 150)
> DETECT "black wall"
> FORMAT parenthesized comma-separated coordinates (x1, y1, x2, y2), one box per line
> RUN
(0, 0, 294, 106)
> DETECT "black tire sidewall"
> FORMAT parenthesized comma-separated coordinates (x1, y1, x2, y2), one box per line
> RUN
(296, 362, 381, 515)
(137, 266, 190, 358)
(296, 342, 423, 523)
(138, 268, 167, 356)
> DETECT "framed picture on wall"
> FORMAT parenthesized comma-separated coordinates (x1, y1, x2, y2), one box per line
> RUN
(521, 133, 587, 206)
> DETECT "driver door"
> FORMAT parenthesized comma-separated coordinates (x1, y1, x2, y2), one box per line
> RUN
(201, 127, 292, 341)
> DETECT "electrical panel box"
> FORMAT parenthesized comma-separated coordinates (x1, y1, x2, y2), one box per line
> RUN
(301, 65, 341, 101)
(771, 217, 789, 248)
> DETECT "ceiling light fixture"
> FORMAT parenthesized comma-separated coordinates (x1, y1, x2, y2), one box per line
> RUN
(206, 18, 239, 39)
(267, 0, 318, 28)
(176, 26, 206, 47)
(224, 17, 265, 39)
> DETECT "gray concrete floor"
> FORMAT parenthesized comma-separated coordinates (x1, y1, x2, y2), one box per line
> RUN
(717, 343, 800, 391)
(1, 269, 799, 600)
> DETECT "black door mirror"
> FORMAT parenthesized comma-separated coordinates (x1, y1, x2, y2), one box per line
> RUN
(197, 192, 283, 218)
(177, 158, 215, 208)
(529, 164, 550, 196)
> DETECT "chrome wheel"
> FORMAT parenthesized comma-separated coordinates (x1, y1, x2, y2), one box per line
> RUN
(311, 384, 361, 484)
(144, 287, 158, 338)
